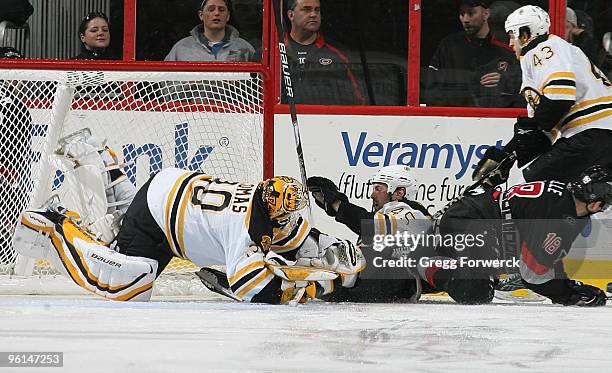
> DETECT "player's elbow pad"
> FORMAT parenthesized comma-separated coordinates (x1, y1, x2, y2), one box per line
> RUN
(533, 96, 574, 131)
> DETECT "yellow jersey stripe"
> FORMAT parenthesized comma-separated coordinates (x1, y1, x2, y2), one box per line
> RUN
(562, 109, 612, 130)
(228, 260, 265, 284)
(568, 95, 612, 112)
(540, 71, 576, 90)
(375, 212, 386, 235)
(281, 219, 310, 251)
(236, 270, 273, 299)
(176, 178, 197, 260)
(390, 214, 398, 234)
(164, 172, 193, 258)
(542, 87, 576, 95)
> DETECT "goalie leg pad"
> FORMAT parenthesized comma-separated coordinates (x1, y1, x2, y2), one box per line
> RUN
(15, 209, 157, 301)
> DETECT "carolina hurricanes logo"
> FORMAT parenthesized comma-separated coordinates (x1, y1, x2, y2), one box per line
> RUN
(543, 233, 562, 255)
(319, 58, 333, 66)
(497, 61, 509, 72)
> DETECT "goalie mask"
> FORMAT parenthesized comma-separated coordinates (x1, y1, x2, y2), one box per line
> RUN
(261, 176, 308, 222)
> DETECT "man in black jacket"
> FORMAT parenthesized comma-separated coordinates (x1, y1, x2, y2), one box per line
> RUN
(425, 0, 522, 107)
(0, 0, 33, 25)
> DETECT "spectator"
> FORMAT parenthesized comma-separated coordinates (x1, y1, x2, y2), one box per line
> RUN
(73, 12, 117, 60)
(164, 0, 256, 62)
(564, 7, 600, 66)
(0, 0, 33, 25)
(425, 0, 522, 107)
(282, 0, 365, 105)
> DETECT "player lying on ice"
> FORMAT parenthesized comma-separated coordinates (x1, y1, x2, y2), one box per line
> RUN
(12, 131, 365, 304)
(307, 165, 498, 305)
(307, 164, 611, 306)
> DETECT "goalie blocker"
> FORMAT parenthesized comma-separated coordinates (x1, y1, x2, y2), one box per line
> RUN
(13, 168, 365, 303)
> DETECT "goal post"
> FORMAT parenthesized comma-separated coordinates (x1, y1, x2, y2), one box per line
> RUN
(0, 63, 273, 296)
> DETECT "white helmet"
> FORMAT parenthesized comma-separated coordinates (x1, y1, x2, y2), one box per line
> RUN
(371, 165, 418, 199)
(504, 5, 550, 42)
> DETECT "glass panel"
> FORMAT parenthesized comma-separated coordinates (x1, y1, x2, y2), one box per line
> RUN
(280, 0, 408, 106)
(566, 1, 612, 78)
(420, 1, 547, 108)
(136, 0, 263, 62)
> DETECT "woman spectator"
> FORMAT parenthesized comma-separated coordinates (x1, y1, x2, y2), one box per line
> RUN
(73, 12, 117, 60)
(164, 0, 256, 62)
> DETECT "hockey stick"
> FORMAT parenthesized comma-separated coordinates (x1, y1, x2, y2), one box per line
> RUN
(271, 0, 308, 189)
(196, 267, 243, 302)
(435, 150, 517, 220)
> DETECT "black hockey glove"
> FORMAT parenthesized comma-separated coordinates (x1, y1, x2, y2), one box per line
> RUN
(565, 281, 607, 307)
(514, 116, 552, 167)
(472, 146, 514, 186)
(306, 176, 348, 217)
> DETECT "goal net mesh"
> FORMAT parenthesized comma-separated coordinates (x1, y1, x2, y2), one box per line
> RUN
(0, 69, 264, 296)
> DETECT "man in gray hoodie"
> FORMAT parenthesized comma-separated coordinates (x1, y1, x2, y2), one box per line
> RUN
(165, 0, 256, 62)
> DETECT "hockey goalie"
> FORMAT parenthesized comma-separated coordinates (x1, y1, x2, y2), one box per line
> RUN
(12, 131, 365, 303)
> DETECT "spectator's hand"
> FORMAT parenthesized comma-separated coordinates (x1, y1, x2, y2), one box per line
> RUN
(480, 72, 501, 88)
(571, 28, 585, 38)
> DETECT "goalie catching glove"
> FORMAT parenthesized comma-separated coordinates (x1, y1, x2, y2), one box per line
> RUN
(306, 176, 348, 216)
(265, 234, 366, 304)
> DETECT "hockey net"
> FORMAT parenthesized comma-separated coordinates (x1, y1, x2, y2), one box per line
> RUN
(0, 67, 266, 297)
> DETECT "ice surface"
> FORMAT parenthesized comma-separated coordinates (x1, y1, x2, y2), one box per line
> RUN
(0, 295, 611, 372)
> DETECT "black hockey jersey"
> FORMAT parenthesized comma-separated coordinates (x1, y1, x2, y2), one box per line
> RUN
(503, 180, 588, 283)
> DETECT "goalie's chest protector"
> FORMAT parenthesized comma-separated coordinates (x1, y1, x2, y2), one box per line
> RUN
(146, 168, 258, 267)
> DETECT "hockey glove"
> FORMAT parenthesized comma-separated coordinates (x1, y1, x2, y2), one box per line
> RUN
(565, 281, 607, 307)
(514, 116, 552, 167)
(472, 146, 514, 186)
(306, 176, 348, 217)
